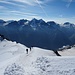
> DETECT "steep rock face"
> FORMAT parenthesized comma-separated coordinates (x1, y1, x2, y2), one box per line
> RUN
(0, 19, 75, 50)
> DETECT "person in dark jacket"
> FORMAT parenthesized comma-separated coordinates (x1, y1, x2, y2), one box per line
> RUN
(30, 47, 31, 51)
(26, 49, 28, 54)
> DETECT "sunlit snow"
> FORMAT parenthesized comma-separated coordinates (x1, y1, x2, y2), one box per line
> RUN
(0, 39, 75, 75)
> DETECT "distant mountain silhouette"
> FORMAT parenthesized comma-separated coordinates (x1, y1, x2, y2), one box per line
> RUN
(0, 19, 6, 25)
(0, 18, 75, 50)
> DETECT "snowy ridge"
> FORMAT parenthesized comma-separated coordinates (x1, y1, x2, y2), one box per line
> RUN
(0, 39, 27, 62)
(0, 40, 75, 75)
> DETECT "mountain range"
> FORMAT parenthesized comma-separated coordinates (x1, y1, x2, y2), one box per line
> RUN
(0, 18, 75, 50)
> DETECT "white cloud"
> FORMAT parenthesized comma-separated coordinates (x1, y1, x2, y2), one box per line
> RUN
(12, 0, 42, 6)
(12, 0, 52, 6)
(9, 10, 38, 16)
(0, 10, 38, 18)
(47, 17, 75, 24)
(0, 0, 53, 9)
(0, 0, 26, 8)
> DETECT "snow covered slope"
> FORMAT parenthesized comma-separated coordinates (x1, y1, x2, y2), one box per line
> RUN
(58, 46, 75, 56)
(0, 40, 75, 75)
(0, 40, 56, 62)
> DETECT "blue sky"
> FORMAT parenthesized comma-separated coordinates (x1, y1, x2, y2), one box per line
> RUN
(0, 0, 75, 24)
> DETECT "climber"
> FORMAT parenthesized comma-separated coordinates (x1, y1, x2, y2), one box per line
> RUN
(26, 49, 28, 54)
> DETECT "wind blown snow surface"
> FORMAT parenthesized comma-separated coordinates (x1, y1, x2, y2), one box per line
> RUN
(0, 40, 75, 75)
